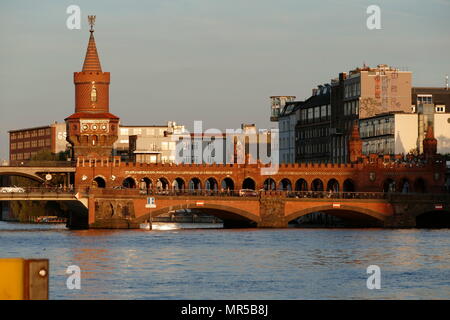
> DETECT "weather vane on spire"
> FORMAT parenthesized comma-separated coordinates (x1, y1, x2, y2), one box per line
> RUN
(88, 15, 96, 32)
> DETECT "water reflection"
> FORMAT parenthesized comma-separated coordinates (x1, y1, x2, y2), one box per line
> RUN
(0, 222, 449, 299)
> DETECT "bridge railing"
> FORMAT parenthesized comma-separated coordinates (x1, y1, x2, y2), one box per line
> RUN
(0, 186, 75, 196)
(81, 188, 394, 199)
(6, 160, 76, 167)
(284, 191, 388, 199)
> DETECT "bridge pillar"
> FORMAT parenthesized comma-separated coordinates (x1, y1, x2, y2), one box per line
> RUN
(88, 197, 140, 229)
(258, 195, 287, 228)
(384, 202, 419, 228)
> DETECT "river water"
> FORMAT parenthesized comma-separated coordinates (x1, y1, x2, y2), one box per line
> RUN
(0, 221, 449, 300)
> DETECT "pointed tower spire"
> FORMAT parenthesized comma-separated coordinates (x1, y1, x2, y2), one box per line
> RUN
(82, 16, 102, 72)
(66, 15, 120, 159)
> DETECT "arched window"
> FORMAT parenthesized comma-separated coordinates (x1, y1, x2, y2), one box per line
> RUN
(263, 178, 276, 190)
(91, 83, 97, 102)
(188, 178, 202, 190)
(205, 177, 218, 191)
(122, 177, 136, 189)
(221, 178, 234, 191)
(93, 176, 106, 188)
(327, 179, 339, 192)
(311, 179, 324, 191)
(278, 178, 292, 191)
(242, 178, 256, 190)
(295, 179, 308, 191)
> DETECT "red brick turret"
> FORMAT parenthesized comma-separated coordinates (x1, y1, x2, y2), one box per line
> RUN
(348, 122, 362, 163)
(65, 17, 119, 159)
(423, 124, 437, 159)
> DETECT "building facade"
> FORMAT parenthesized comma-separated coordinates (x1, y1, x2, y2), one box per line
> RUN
(278, 101, 303, 164)
(9, 122, 68, 162)
(359, 112, 418, 156)
(295, 85, 331, 163)
(290, 64, 413, 163)
(412, 87, 450, 154)
(116, 122, 186, 162)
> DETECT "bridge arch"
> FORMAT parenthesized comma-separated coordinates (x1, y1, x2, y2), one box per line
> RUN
(221, 177, 234, 191)
(157, 177, 170, 190)
(263, 178, 276, 190)
(0, 171, 44, 183)
(142, 177, 152, 189)
(174, 177, 185, 190)
(416, 210, 450, 228)
(205, 177, 219, 191)
(188, 177, 202, 190)
(93, 175, 106, 188)
(122, 176, 137, 188)
(135, 203, 260, 227)
(295, 178, 308, 191)
(311, 179, 324, 191)
(278, 178, 292, 191)
(286, 204, 386, 227)
(242, 177, 256, 190)
(399, 177, 411, 193)
(326, 179, 339, 192)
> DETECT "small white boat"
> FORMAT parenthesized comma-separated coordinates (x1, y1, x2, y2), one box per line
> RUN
(140, 222, 223, 231)
(139, 222, 151, 230)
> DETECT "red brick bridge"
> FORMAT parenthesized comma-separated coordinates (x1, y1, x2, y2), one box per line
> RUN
(63, 156, 449, 229)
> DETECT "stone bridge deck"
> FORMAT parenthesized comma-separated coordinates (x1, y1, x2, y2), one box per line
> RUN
(83, 189, 450, 229)
(1, 187, 448, 229)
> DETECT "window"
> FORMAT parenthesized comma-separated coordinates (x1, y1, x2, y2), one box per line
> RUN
(436, 105, 445, 113)
(321, 105, 326, 119)
(417, 95, 432, 105)
(11, 143, 16, 150)
(308, 108, 313, 121)
(314, 107, 320, 120)
(17, 142, 23, 149)
(91, 86, 97, 102)
(31, 140, 37, 147)
(24, 141, 30, 148)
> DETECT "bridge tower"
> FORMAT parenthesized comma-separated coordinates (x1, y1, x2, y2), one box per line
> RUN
(65, 16, 119, 159)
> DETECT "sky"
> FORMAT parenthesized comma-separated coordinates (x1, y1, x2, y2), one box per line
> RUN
(0, 0, 449, 160)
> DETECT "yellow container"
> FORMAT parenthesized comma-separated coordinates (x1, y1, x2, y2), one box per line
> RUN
(0, 258, 48, 300)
